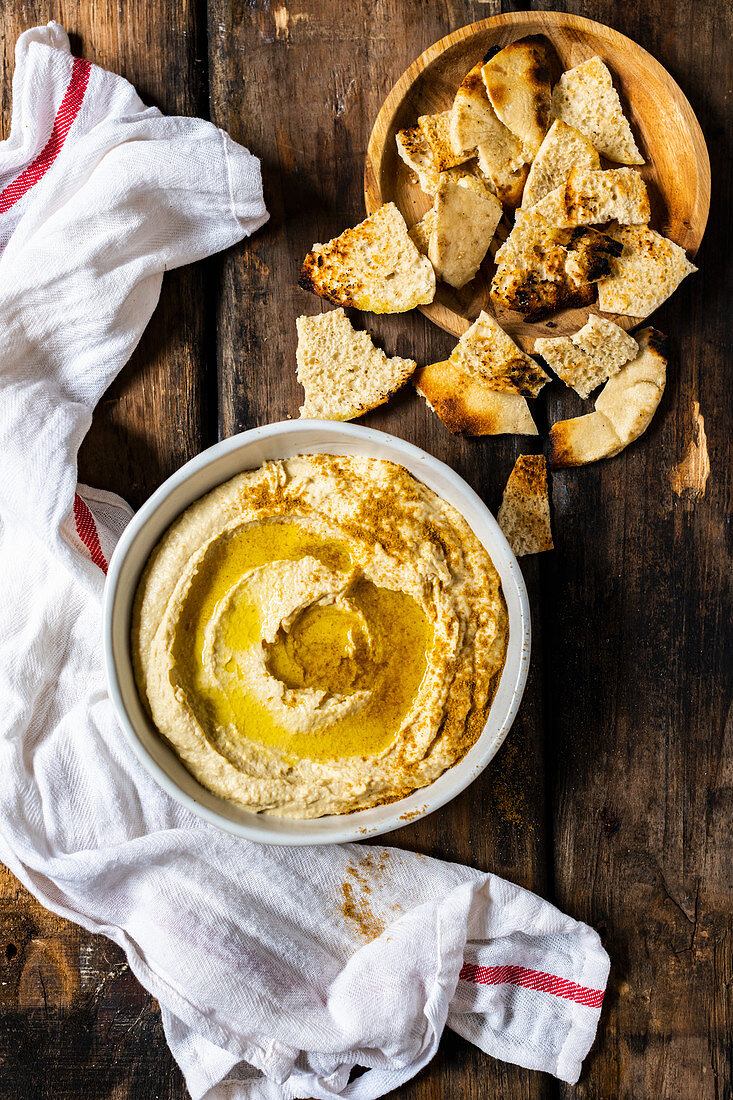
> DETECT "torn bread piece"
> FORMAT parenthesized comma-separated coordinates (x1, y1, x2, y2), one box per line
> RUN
(497, 455, 554, 556)
(395, 127, 441, 196)
(476, 147, 529, 207)
(535, 314, 638, 398)
(496, 213, 622, 277)
(428, 174, 502, 288)
(296, 309, 416, 421)
(418, 111, 470, 172)
(548, 411, 624, 467)
(491, 214, 619, 318)
(522, 119, 600, 208)
(564, 226, 624, 284)
(450, 59, 528, 205)
(597, 225, 697, 316)
(408, 208, 437, 255)
(491, 264, 595, 319)
(551, 56, 644, 165)
(594, 327, 668, 442)
(548, 327, 667, 466)
(482, 36, 554, 161)
(531, 165, 650, 228)
(449, 310, 550, 397)
(299, 203, 436, 313)
(414, 359, 538, 436)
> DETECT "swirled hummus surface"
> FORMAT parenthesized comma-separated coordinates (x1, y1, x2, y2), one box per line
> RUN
(132, 454, 508, 818)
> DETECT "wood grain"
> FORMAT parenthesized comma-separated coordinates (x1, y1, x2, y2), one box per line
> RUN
(0, 1, 730, 1099)
(364, 10, 710, 350)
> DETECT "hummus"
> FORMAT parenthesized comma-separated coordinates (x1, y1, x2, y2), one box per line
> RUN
(132, 454, 508, 818)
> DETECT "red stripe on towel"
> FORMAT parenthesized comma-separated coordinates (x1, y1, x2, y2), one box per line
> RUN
(0, 56, 91, 214)
(73, 494, 107, 574)
(459, 962, 604, 1009)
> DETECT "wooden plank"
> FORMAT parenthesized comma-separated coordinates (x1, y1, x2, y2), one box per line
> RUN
(532, 2, 732, 1098)
(207, 2, 551, 1097)
(0, 1, 208, 1096)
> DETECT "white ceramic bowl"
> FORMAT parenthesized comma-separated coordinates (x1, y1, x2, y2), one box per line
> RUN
(104, 420, 530, 844)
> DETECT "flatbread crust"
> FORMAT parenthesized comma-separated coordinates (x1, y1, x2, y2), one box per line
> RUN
(395, 127, 440, 196)
(530, 165, 650, 228)
(482, 36, 554, 161)
(418, 110, 469, 172)
(535, 314, 639, 398)
(449, 310, 550, 397)
(548, 327, 667, 466)
(296, 309, 416, 421)
(597, 225, 697, 316)
(548, 411, 624, 467)
(299, 203, 436, 313)
(449, 58, 528, 206)
(414, 359, 538, 436)
(491, 213, 619, 318)
(594, 327, 668, 442)
(428, 174, 502, 288)
(408, 208, 437, 255)
(551, 56, 644, 165)
(522, 119, 600, 208)
(497, 454, 554, 556)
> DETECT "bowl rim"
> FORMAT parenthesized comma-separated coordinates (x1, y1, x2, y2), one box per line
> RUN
(103, 420, 531, 845)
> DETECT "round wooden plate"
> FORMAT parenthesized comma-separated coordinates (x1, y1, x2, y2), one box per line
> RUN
(364, 11, 710, 351)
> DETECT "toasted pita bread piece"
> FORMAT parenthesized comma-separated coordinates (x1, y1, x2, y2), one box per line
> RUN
(597, 225, 697, 317)
(418, 111, 470, 172)
(497, 454, 554, 555)
(535, 314, 638, 398)
(395, 127, 441, 196)
(482, 36, 554, 161)
(476, 147, 529, 207)
(414, 359, 538, 436)
(299, 203, 436, 313)
(548, 411, 624, 467)
(408, 208, 437, 255)
(428, 174, 502, 288)
(531, 165, 650, 227)
(551, 56, 644, 165)
(491, 264, 596, 319)
(548, 327, 667, 466)
(450, 310, 550, 396)
(296, 308, 416, 421)
(522, 119, 600, 208)
(594, 327, 668, 442)
(564, 226, 623, 284)
(491, 213, 617, 318)
(450, 59, 528, 205)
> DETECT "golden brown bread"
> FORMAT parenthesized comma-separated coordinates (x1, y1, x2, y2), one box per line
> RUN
(535, 314, 639, 399)
(551, 56, 644, 166)
(413, 359, 538, 436)
(448, 310, 550, 397)
(299, 203, 435, 313)
(482, 36, 555, 161)
(497, 454, 554, 556)
(548, 327, 668, 466)
(449, 58, 528, 206)
(530, 165, 650, 227)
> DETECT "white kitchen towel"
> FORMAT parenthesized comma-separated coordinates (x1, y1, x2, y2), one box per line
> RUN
(0, 22, 610, 1100)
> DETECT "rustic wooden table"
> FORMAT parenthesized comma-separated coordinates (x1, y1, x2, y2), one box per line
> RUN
(0, 2, 730, 1097)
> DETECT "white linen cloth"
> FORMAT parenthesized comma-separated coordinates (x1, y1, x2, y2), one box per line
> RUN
(0, 22, 610, 1099)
